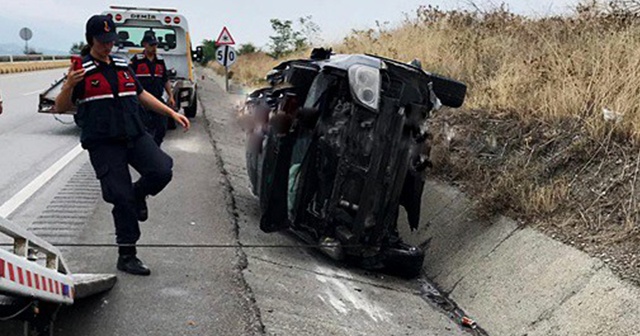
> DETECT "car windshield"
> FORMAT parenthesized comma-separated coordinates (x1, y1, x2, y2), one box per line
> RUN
(303, 72, 337, 109)
(115, 26, 177, 50)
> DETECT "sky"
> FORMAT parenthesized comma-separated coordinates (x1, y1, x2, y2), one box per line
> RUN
(0, 0, 582, 54)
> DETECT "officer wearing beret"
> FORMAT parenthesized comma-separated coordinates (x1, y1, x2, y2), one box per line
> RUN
(130, 32, 175, 146)
(55, 15, 190, 275)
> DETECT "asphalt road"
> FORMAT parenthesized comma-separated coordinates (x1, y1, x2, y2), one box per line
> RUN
(0, 69, 469, 335)
(0, 69, 80, 209)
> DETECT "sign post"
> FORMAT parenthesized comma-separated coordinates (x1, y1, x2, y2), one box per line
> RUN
(215, 26, 236, 92)
(19, 27, 33, 54)
(216, 45, 237, 92)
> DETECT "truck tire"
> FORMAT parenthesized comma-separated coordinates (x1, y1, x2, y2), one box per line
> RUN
(184, 93, 198, 118)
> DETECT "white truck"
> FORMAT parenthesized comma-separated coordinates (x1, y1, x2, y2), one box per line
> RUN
(39, 5, 203, 120)
(103, 5, 203, 118)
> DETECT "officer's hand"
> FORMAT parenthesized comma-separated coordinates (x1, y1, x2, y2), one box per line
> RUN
(63, 66, 85, 90)
(0, 102, 3, 115)
(172, 112, 190, 131)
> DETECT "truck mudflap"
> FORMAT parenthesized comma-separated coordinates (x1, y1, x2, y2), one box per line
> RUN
(0, 216, 116, 333)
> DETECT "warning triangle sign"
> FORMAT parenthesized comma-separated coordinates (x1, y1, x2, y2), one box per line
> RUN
(216, 26, 235, 45)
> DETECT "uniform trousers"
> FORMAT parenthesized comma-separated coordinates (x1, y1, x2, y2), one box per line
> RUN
(87, 133, 173, 247)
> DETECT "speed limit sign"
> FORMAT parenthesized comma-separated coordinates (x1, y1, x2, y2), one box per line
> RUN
(216, 45, 237, 67)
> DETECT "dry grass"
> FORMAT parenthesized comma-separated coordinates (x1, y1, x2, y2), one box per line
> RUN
(224, 5, 640, 140)
(339, 5, 640, 142)
(0, 61, 68, 74)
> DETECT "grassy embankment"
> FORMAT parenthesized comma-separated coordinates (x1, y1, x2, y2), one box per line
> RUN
(210, 4, 640, 283)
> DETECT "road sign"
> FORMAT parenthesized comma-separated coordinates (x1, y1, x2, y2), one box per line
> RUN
(19, 27, 33, 41)
(215, 26, 235, 45)
(216, 45, 237, 67)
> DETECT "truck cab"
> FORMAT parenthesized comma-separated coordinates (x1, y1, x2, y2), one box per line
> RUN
(102, 5, 203, 117)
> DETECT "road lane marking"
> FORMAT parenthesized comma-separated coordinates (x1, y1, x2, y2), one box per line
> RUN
(0, 144, 84, 218)
(23, 89, 43, 96)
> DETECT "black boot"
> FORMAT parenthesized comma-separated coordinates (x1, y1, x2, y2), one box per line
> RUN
(134, 185, 148, 222)
(117, 255, 151, 276)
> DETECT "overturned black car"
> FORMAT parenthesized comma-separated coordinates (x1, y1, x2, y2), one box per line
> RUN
(241, 48, 466, 277)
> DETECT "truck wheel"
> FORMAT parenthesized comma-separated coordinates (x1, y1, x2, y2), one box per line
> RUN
(185, 94, 198, 118)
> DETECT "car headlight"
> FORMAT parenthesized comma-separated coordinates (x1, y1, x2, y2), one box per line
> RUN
(348, 65, 380, 111)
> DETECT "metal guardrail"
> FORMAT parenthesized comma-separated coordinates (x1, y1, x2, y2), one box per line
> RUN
(0, 55, 71, 63)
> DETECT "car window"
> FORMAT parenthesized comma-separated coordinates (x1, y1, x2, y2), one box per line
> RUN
(115, 26, 177, 50)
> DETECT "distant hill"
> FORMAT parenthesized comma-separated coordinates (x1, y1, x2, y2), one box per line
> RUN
(0, 43, 67, 56)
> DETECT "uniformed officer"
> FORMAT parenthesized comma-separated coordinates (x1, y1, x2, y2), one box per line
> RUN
(55, 15, 190, 276)
(129, 32, 175, 146)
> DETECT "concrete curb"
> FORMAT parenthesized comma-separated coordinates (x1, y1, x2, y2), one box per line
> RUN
(397, 170, 640, 335)
(0, 60, 68, 74)
(203, 68, 640, 335)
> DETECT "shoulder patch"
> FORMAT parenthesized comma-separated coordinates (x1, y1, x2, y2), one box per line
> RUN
(136, 54, 145, 59)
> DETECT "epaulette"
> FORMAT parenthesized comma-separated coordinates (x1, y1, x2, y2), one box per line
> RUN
(81, 58, 99, 74)
(135, 53, 145, 60)
(112, 56, 130, 69)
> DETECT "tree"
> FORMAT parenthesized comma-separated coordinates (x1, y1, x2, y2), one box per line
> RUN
(267, 16, 322, 59)
(268, 19, 301, 58)
(238, 43, 258, 55)
(200, 39, 218, 65)
(69, 41, 86, 55)
(298, 15, 322, 47)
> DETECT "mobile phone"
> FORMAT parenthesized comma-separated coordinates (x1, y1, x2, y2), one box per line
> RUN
(71, 55, 82, 71)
